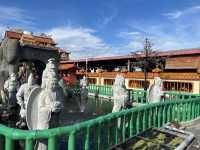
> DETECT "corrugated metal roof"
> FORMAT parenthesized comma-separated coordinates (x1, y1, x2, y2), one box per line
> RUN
(63, 48, 200, 63)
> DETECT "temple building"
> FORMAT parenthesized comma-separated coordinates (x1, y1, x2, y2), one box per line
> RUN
(60, 48, 200, 94)
(0, 29, 70, 86)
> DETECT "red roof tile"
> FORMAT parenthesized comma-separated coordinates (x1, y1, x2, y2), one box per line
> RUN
(59, 64, 78, 70)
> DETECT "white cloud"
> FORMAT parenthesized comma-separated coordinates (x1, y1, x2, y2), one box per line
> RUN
(46, 26, 111, 58)
(163, 5, 200, 19)
(118, 15, 200, 53)
(97, 3, 118, 29)
(118, 31, 141, 38)
(0, 5, 33, 25)
(0, 5, 34, 38)
(163, 11, 183, 19)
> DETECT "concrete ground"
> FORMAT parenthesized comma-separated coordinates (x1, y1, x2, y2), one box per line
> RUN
(184, 119, 200, 150)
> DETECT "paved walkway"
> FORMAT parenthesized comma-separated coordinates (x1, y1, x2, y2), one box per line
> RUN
(185, 119, 200, 149)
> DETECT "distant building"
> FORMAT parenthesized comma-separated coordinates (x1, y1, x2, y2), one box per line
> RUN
(59, 64, 79, 86)
(60, 48, 200, 94)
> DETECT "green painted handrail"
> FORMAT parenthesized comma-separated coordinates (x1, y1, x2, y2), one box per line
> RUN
(87, 84, 200, 103)
(0, 97, 200, 150)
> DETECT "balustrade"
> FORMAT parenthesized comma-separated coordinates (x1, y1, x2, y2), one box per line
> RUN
(0, 97, 200, 150)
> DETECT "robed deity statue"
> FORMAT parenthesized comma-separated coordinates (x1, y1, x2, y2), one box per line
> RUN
(147, 77, 164, 103)
(79, 76, 88, 112)
(112, 74, 129, 113)
(41, 58, 57, 89)
(3, 73, 20, 107)
(26, 58, 64, 150)
(16, 73, 38, 127)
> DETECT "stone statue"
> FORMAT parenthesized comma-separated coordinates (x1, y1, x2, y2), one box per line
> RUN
(58, 78, 69, 98)
(41, 58, 57, 89)
(112, 74, 129, 113)
(16, 73, 38, 127)
(38, 77, 63, 128)
(79, 76, 88, 112)
(3, 73, 19, 107)
(147, 77, 163, 103)
(26, 59, 64, 150)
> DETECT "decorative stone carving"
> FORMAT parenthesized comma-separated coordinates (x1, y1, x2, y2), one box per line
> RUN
(112, 74, 128, 113)
(147, 77, 163, 103)
(3, 73, 19, 107)
(16, 73, 38, 127)
(79, 76, 88, 112)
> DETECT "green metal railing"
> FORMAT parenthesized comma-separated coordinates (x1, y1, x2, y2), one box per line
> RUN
(87, 84, 200, 103)
(88, 84, 113, 97)
(1, 97, 200, 150)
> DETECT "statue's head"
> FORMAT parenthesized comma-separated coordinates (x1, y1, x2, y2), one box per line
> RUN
(47, 77, 58, 91)
(80, 76, 88, 88)
(154, 77, 162, 87)
(10, 73, 17, 81)
(27, 73, 36, 86)
(46, 58, 57, 73)
(48, 58, 56, 63)
(114, 74, 125, 87)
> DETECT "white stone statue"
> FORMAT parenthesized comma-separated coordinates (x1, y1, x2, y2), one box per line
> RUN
(26, 59, 64, 150)
(3, 73, 19, 106)
(58, 78, 69, 98)
(16, 73, 38, 127)
(79, 76, 88, 112)
(147, 77, 163, 103)
(41, 58, 57, 89)
(112, 74, 129, 113)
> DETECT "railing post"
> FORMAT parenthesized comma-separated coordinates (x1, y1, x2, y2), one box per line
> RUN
(48, 136, 56, 150)
(183, 103, 186, 122)
(94, 123, 100, 150)
(84, 127, 90, 150)
(25, 138, 34, 150)
(68, 131, 76, 150)
(172, 104, 175, 121)
(153, 107, 157, 127)
(103, 122, 110, 149)
(122, 115, 126, 142)
(192, 102, 195, 119)
(167, 105, 171, 123)
(142, 109, 146, 131)
(136, 111, 140, 134)
(187, 102, 191, 121)
(129, 113, 133, 138)
(114, 118, 118, 145)
(162, 105, 166, 126)
(5, 136, 14, 150)
(148, 108, 152, 128)
(158, 107, 161, 127)
(177, 104, 181, 123)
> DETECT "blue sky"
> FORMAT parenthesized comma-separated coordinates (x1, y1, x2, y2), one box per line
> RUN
(0, 0, 200, 59)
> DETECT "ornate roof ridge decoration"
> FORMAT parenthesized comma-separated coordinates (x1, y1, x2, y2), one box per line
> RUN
(152, 67, 162, 73)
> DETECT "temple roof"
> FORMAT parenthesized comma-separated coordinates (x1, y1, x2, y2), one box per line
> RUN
(59, 64, 79, 70)
(4, 30, 57, 49)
